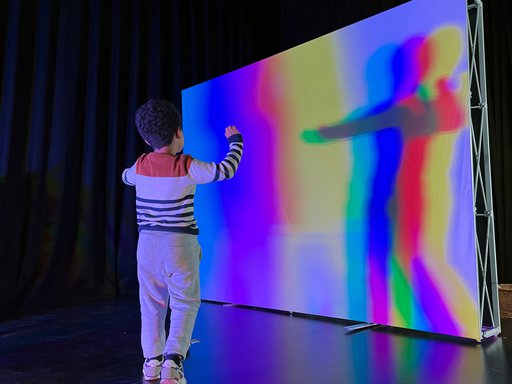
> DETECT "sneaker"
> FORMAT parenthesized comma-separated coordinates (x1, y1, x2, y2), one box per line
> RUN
(142, 355, 164, 381)
(160, 354, 186, 384)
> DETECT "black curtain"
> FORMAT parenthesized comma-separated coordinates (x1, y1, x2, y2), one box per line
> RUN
(0, 0, 282, 316)
(484, 1, 512, 285)
(1, 0, 509, 318)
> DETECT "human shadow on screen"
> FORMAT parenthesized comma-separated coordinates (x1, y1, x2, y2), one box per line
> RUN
(302, 27, 465, 144)
(300, 26, 469, 331)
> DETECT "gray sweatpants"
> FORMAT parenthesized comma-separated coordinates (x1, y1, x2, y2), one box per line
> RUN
(137, 231, 201, 359)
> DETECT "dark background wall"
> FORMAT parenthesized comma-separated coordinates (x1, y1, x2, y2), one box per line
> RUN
(0, 0, 510, 317)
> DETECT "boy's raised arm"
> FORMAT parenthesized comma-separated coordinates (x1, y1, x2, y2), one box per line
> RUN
(188, 126, 243, 184)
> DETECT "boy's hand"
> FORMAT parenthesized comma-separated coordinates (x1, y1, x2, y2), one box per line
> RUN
(225, 125, 240, 138)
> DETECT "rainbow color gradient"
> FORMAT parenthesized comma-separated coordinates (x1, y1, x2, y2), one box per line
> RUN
(182, 0, 480, 340)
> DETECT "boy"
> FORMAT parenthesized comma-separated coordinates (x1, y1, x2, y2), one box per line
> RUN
(122, 99, 243, 383)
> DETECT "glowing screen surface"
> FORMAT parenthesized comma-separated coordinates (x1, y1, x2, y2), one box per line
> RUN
(182, 0, 480, 339)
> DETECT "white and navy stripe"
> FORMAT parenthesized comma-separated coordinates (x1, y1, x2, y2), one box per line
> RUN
(136, 194, 198, 233)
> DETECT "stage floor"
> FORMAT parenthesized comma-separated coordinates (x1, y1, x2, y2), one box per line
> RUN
(0, 297, 510, 383)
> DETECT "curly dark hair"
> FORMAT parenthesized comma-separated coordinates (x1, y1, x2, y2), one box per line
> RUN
(135, 99, 181, 149)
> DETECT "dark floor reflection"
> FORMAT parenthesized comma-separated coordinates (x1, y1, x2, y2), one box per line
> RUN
(189, 303, 511, 384)
(0, 297, 510, 383)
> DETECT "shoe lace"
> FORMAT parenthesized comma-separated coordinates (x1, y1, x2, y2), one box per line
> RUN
(145, 359, 161, 367)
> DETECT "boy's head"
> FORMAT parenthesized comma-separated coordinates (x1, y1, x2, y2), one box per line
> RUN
(135, 99, 181, 149)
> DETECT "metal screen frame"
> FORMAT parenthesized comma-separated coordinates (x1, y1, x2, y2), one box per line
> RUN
(467, 0, 500, 340)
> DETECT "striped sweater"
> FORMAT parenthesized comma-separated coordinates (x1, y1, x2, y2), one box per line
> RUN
(122, 133, 243, 234)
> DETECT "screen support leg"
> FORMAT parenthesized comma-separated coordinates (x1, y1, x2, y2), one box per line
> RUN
(344, 323, 380, 334)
